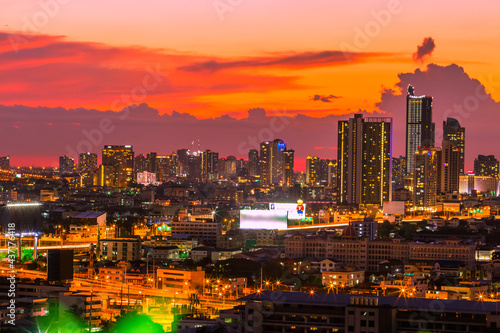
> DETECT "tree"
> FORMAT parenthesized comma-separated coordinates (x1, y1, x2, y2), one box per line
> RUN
(378, 220, 392, 238)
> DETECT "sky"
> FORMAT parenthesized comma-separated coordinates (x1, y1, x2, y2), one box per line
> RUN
(1, 0, 500, 171)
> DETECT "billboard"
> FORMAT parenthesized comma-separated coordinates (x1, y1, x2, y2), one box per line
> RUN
(269, 202, 306, 220)
(48, 249, 74, 282)
(240, 210, 288, 230)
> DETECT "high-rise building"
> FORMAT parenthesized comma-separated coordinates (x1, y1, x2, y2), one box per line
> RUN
(147, 152, 158, 175)
(157, 155, 171, 181)
(201, 150, 219, 181)
(259, 139, 288, 186)
(0, 156, 10, 170)
(186, 153, 202, 181)
(474, 155, 499, 177)
(78, 152, 97, 173)
(59, 155, 76, 174)
(413, 148, 439, 208)
(440, 140, 460, 194)
(271, 139, 286, 185)
(134, 154, 148, 174)
(101, 145, 134, 187)
(306, 156, 319, 185)
(169, 153, 179, 176)
(283, 149, 294, 186)
(177, 149, 189, 177)
(259, 141, 272, 186)
(443, 118, 465, 174)
(327, 160, 337, 187)
(248, 149, 259, 177)
(337, 114, 392, 206)
(392, 156, 406, 190)
(406, 85, 434, 174)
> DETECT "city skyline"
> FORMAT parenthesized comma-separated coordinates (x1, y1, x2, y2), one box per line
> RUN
(1, 2, 500, 170)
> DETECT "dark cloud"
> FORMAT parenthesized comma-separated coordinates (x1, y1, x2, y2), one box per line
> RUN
(311, 94, 342, 103)
(0, 103, 381, 169)
(178, 51, 386, 73)
(377, 63, 498, 171)
(413, 37, 436, 62)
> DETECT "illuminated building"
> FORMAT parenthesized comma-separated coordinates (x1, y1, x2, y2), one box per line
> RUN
(147, 151, 158, 175)
(283, 149, 294, 186)
(78, 152, 97, 173)
(134, 153, 148, 174)
(474, 155, 499, 177)
(171, 217, 221, 246)
(98, 235, 141, 261)
(157, 155, 171, 181)
(169, 152, 179, 176)
(136, 171, 157, 185)
(259, 139, 287, 186)
(156, 267, 205, 293)
(59, 292, 101, 328)
(78, 152, 97, 187)
(59, 155, 76, 174)
(248, 149, 259, 177)
(460, 174, 498, 195)
(440, 140, 460, 194)
(443, 117, 465, 174)
(201, 149, 219, 181)
(392, 156, 406, 191)
(306, 155, 319, 185)
(413, 147, 439, 208)
(0, 156, 10, 170)
(219, 156, 237, 179)
(406, 85, 434, 174)
(327, 160, 337, 187)
(177, 148, 189, 176)
(337, 114, 392, 206)
(101, 145, 134, 187)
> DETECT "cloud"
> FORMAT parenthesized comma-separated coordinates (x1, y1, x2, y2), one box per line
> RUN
(413, 37, 436, 62)
(310, 94, 342, 103)
(376, 63, 499, 171)
(178, 51, 387, 73)
(0, 103, 382, 170)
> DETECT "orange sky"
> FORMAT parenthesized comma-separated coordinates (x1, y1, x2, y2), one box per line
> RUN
(0, 0, 499, 119)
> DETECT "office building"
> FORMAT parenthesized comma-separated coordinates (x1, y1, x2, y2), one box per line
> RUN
(337, 114, 392, 206)
(78, 152, 97, 173)
(259, 139, 287, 186)
(157, 155, 171, 181)
(392, 156, 406, 190)
(147, 152, 158, 175)
(306, 156, 319, 185)
(98, 235, 142, 262)
(134, 154, 148, 174)
(0, 156, 10, 170)
(59, 155, 76, 174)
(248, 149, 259, 177)
(101, 145, 134, 187)
(201, 150, 219, 181)
(474, 155, 499, 177)
(443, 118, 465, 174)
(440, 140, 460, 194)
(413, 148, 439, 208)
(283, 149, 294, 186)
(406, 85, 434, 174)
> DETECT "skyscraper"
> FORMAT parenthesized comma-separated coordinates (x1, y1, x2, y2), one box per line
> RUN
(413, 148, 439, 208)
(259, 141, 272, 186)
(474, 155, 499, 177)
(102, 145, 134, 187)
(134, 154, 148, 174)
(392, 156, 406, 190)
(147, 152, 158, 175)
(443, 118, 465, 175)
(78, 152, 98, 187)
(248, 149, 259, 177)
(337, 114, 392, 206)
(259, 139, 288, 186)
(283, 149, 294, 186)
(201, 150, 219, 181)
(440, 140, 460, 194)
(78, 152, 98, 173)
(306, 156, 319, 185)
(406, 85, 434, 174)
(59, 155, 76, 174)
